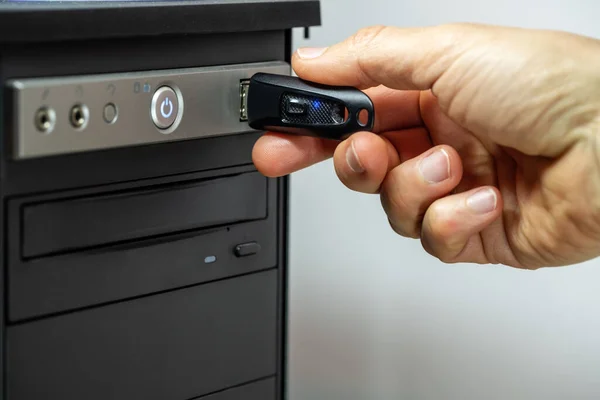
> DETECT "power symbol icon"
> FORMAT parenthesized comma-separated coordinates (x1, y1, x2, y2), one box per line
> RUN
(151, 86, 180, 130)
(160, 97, 174, 118)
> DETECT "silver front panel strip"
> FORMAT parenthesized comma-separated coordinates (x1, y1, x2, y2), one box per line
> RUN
(7, 61, 290, 159)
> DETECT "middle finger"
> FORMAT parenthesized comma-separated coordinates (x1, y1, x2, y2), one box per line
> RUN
(380, 144, 464, 238)
(332, 127, 432, 193)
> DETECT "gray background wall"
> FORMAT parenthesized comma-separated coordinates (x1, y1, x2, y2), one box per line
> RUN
(286, 1, 600, 399)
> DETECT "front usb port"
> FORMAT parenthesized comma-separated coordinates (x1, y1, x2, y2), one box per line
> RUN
(239, 79, 250, 121)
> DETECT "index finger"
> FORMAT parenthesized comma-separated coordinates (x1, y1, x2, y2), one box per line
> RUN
(291, 24, 475, 91)
(252, 86, 423, 177)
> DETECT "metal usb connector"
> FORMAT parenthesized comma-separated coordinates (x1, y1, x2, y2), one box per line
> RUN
(239, 79, 250, 121)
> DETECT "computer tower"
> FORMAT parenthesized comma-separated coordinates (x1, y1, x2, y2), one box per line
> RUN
(0, 1, 320, 399)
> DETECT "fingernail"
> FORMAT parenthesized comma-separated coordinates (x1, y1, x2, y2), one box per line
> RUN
(297, 47, 327, 59)
(467, 188, 497, 214)
(418, 149, 450, 183)
(346, 140, 365, 173)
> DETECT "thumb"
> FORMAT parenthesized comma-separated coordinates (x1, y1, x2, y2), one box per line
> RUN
(292, 24, 485, 91)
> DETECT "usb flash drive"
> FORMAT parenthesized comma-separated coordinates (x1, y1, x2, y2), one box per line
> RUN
(241, 73, 375, 140)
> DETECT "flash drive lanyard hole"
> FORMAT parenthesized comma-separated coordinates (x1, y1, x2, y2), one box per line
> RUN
(357, 108, 370, 127)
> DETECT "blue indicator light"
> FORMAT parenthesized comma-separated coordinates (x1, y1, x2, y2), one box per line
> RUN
(312, 100, 321, 109)
(204, 255, 217, 264)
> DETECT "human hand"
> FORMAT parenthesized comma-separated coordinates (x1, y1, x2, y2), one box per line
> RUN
(252, 23, 600, 269)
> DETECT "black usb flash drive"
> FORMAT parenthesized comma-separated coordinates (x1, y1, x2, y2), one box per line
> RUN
(242, 73, 375, 140)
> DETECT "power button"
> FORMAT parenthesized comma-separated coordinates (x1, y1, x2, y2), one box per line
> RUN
(151, 86, 180, 129)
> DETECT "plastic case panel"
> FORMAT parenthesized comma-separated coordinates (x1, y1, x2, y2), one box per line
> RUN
(192, 378, 276, 400)
(8, 165, 278, 321)
(7, 270, 279, 400)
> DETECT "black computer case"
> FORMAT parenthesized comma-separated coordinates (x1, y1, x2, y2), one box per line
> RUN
(0, 1, 321, 399)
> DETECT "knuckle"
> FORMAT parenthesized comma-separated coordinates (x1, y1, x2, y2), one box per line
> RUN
(387, 218, 415, 238)
(420, 229, 436, 256)
(380, 191, 404, 233)
(349, 25, 389, 87)
(438, 255, 458, 264)
(380, 178, 421, 239)
(350, 25, 388, 49)
(421, 233, 455, 264)
(420, 229, 452, 263)
(434, 22, 478, 38)
(421, 206, 458, 254)
(428, 224, 454, 248)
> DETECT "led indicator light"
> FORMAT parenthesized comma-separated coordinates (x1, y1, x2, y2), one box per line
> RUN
(204, 255, 217, 264)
